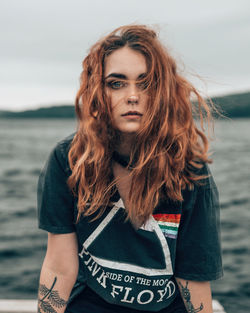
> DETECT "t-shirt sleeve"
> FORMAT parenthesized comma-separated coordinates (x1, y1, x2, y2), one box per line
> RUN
(37, 141, 76, 234)
(174, 164, 223, 281)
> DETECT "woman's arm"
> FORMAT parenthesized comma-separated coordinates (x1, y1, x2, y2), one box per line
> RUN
(175, 277, 213, 313)
(38, 232, 79, 313)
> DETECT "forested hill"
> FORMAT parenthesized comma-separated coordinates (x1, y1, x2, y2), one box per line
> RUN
(0, 91, 250, 118)
(0, 105, 76, 118)
(211, 91, 250, 118)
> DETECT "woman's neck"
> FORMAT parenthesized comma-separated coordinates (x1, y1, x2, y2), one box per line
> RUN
(116, 133, 135, 156)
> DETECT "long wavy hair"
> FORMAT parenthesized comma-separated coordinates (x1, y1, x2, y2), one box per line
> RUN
(68, 24, 213, 226)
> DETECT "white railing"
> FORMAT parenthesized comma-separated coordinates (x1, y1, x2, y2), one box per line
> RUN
(0, 299, 226, 313)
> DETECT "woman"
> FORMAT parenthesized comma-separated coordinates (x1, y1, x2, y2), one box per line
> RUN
(37, 25, 223, 313)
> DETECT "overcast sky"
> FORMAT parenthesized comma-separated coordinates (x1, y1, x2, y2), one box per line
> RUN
(1, 0, 250, 111)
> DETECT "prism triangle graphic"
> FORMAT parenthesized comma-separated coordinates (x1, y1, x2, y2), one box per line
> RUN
(79, 199, 173, 276)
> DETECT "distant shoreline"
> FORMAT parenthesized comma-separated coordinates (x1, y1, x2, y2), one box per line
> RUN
(0, 91, 249, 119)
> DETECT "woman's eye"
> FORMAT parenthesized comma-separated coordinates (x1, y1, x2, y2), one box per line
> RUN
(107, 80, 126, 89)
(136, 80, 149, 90)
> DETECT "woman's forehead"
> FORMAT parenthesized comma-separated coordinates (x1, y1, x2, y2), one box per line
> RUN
(104, 47, 147, 79)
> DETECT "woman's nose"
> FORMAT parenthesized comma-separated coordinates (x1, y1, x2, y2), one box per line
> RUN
(127, 95, 139, 105)
(127, 83, 139, 104)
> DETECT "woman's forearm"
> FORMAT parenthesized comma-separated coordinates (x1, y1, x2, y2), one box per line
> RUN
(38, 263, 78, 313)
(175, 277, 213, 313)
(37, 233, 79, 313)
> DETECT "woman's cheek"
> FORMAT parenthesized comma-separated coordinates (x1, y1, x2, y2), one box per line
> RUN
(111, 93, 125, 110)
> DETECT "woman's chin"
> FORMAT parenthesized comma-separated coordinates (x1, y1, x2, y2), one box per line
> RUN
(115, 124, 141, 134)
(118, 128, 139, 135)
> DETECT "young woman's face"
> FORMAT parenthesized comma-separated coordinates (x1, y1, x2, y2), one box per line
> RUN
(104, 46, 148, 134)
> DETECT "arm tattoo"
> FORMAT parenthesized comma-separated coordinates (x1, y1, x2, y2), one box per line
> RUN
(38, 277, 67, 313)
(178, 281, 204, 313)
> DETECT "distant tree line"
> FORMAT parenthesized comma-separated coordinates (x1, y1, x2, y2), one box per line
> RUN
(211, 91, 250, 118)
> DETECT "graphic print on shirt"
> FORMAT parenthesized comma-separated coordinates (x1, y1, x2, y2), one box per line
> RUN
(78, 198, 180, 311)
(153, 214, 181, 240)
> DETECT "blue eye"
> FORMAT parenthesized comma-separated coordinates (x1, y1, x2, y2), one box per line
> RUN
(107, 80, 126, 89)
(136, 81, 148, 90)
(136, 78, 149, 90)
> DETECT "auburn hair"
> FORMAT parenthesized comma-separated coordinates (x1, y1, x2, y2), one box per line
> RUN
(68, 24, 213, 226)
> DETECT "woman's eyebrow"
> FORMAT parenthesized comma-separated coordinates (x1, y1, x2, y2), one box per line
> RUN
(105, 73, 127, 80)
(104, 73, 147, 80)
(137, 73, 147, 79)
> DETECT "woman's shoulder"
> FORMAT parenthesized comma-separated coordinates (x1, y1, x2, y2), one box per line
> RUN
(185, 160, 215, 186)
(55, 132, 76, 154)
(50, 132, 76, 174)
(182, 161, 218, 202)
(191, 162, 217, 190)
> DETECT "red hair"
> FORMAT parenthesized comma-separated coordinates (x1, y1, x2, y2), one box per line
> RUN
(68, 25, 213, 226)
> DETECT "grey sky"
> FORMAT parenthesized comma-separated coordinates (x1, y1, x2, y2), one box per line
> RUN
(1, 0, 250, 110)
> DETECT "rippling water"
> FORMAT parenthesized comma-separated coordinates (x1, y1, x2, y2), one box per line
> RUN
(0, 118, 249, 312)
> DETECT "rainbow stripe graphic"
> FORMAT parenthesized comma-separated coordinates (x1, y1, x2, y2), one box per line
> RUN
(153, 214, 181, 239)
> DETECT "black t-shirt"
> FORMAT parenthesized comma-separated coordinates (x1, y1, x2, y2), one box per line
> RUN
(37, 134, 223, 312)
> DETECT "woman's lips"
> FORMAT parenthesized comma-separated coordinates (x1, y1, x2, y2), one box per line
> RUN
(121, 111, 142, 117)
(122, 114, 142, 119)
